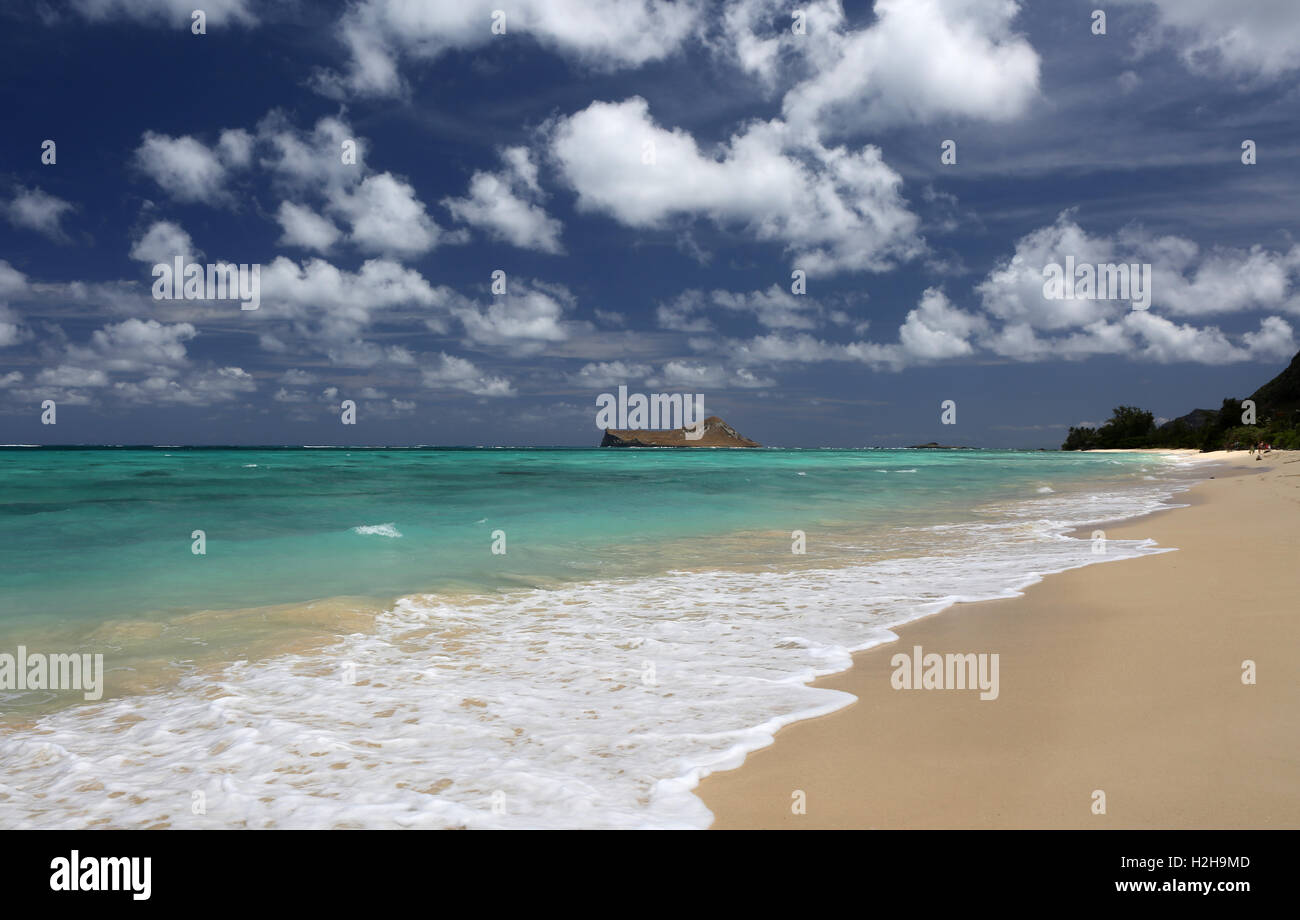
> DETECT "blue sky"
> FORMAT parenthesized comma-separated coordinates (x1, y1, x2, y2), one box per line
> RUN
(1, 0, 1298, 447)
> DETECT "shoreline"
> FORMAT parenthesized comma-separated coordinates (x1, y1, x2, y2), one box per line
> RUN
(1, 452, 1185, 724)
(1, 449, 1262, 827)
(697, 451, 1300, 828)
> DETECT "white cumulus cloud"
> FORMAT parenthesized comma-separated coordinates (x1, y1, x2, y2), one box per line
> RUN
(549, 97, 922, 274)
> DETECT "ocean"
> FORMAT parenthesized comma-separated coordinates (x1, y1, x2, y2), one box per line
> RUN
(0, 447, 1211, 828)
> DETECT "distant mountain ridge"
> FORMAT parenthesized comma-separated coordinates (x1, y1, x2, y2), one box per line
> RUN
(1246, 348, 1300, 420)
(1159, 408, 1218, 431)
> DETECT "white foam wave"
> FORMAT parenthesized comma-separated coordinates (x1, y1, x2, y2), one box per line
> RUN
(0, 480, 1193, 829)
(351, 523, 402, 538)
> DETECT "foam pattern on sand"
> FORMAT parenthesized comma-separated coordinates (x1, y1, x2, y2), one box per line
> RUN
(0, 482, 1187, 828)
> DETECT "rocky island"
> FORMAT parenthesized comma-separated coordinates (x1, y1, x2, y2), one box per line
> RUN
(600, 416, 760, 448)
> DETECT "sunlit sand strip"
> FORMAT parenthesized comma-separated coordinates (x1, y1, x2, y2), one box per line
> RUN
(699, 452, 1299, 828)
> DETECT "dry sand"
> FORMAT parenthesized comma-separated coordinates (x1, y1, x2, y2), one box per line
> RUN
(698, 451, 1300, 828)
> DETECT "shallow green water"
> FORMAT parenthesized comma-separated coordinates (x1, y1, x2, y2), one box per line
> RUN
(0, 446, 1164, 635)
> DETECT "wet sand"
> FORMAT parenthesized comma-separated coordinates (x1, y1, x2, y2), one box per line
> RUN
(699, 451, 1300, 828)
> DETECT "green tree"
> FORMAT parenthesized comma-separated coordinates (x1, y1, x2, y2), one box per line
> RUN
(1096, 406, 1155, 448)
(1198, 397, 1240, 451)
(1062, 426, 1100, 451)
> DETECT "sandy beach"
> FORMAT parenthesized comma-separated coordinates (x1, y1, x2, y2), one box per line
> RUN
(699, 450, 1300, 829)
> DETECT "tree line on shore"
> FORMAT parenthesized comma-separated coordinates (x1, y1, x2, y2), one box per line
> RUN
(1062, 350, 1300, 451)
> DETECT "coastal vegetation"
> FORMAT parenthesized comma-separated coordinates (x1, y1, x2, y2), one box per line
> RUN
(1063, 350, 1300, 451)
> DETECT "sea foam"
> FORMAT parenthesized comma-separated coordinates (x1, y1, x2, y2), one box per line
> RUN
(351, 523, 402, 538)
(0, 477, 1193, 829)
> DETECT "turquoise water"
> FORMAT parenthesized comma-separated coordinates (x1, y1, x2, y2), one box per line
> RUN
(0, 447, 1208, 827)
(0, 447, 1166, 633)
